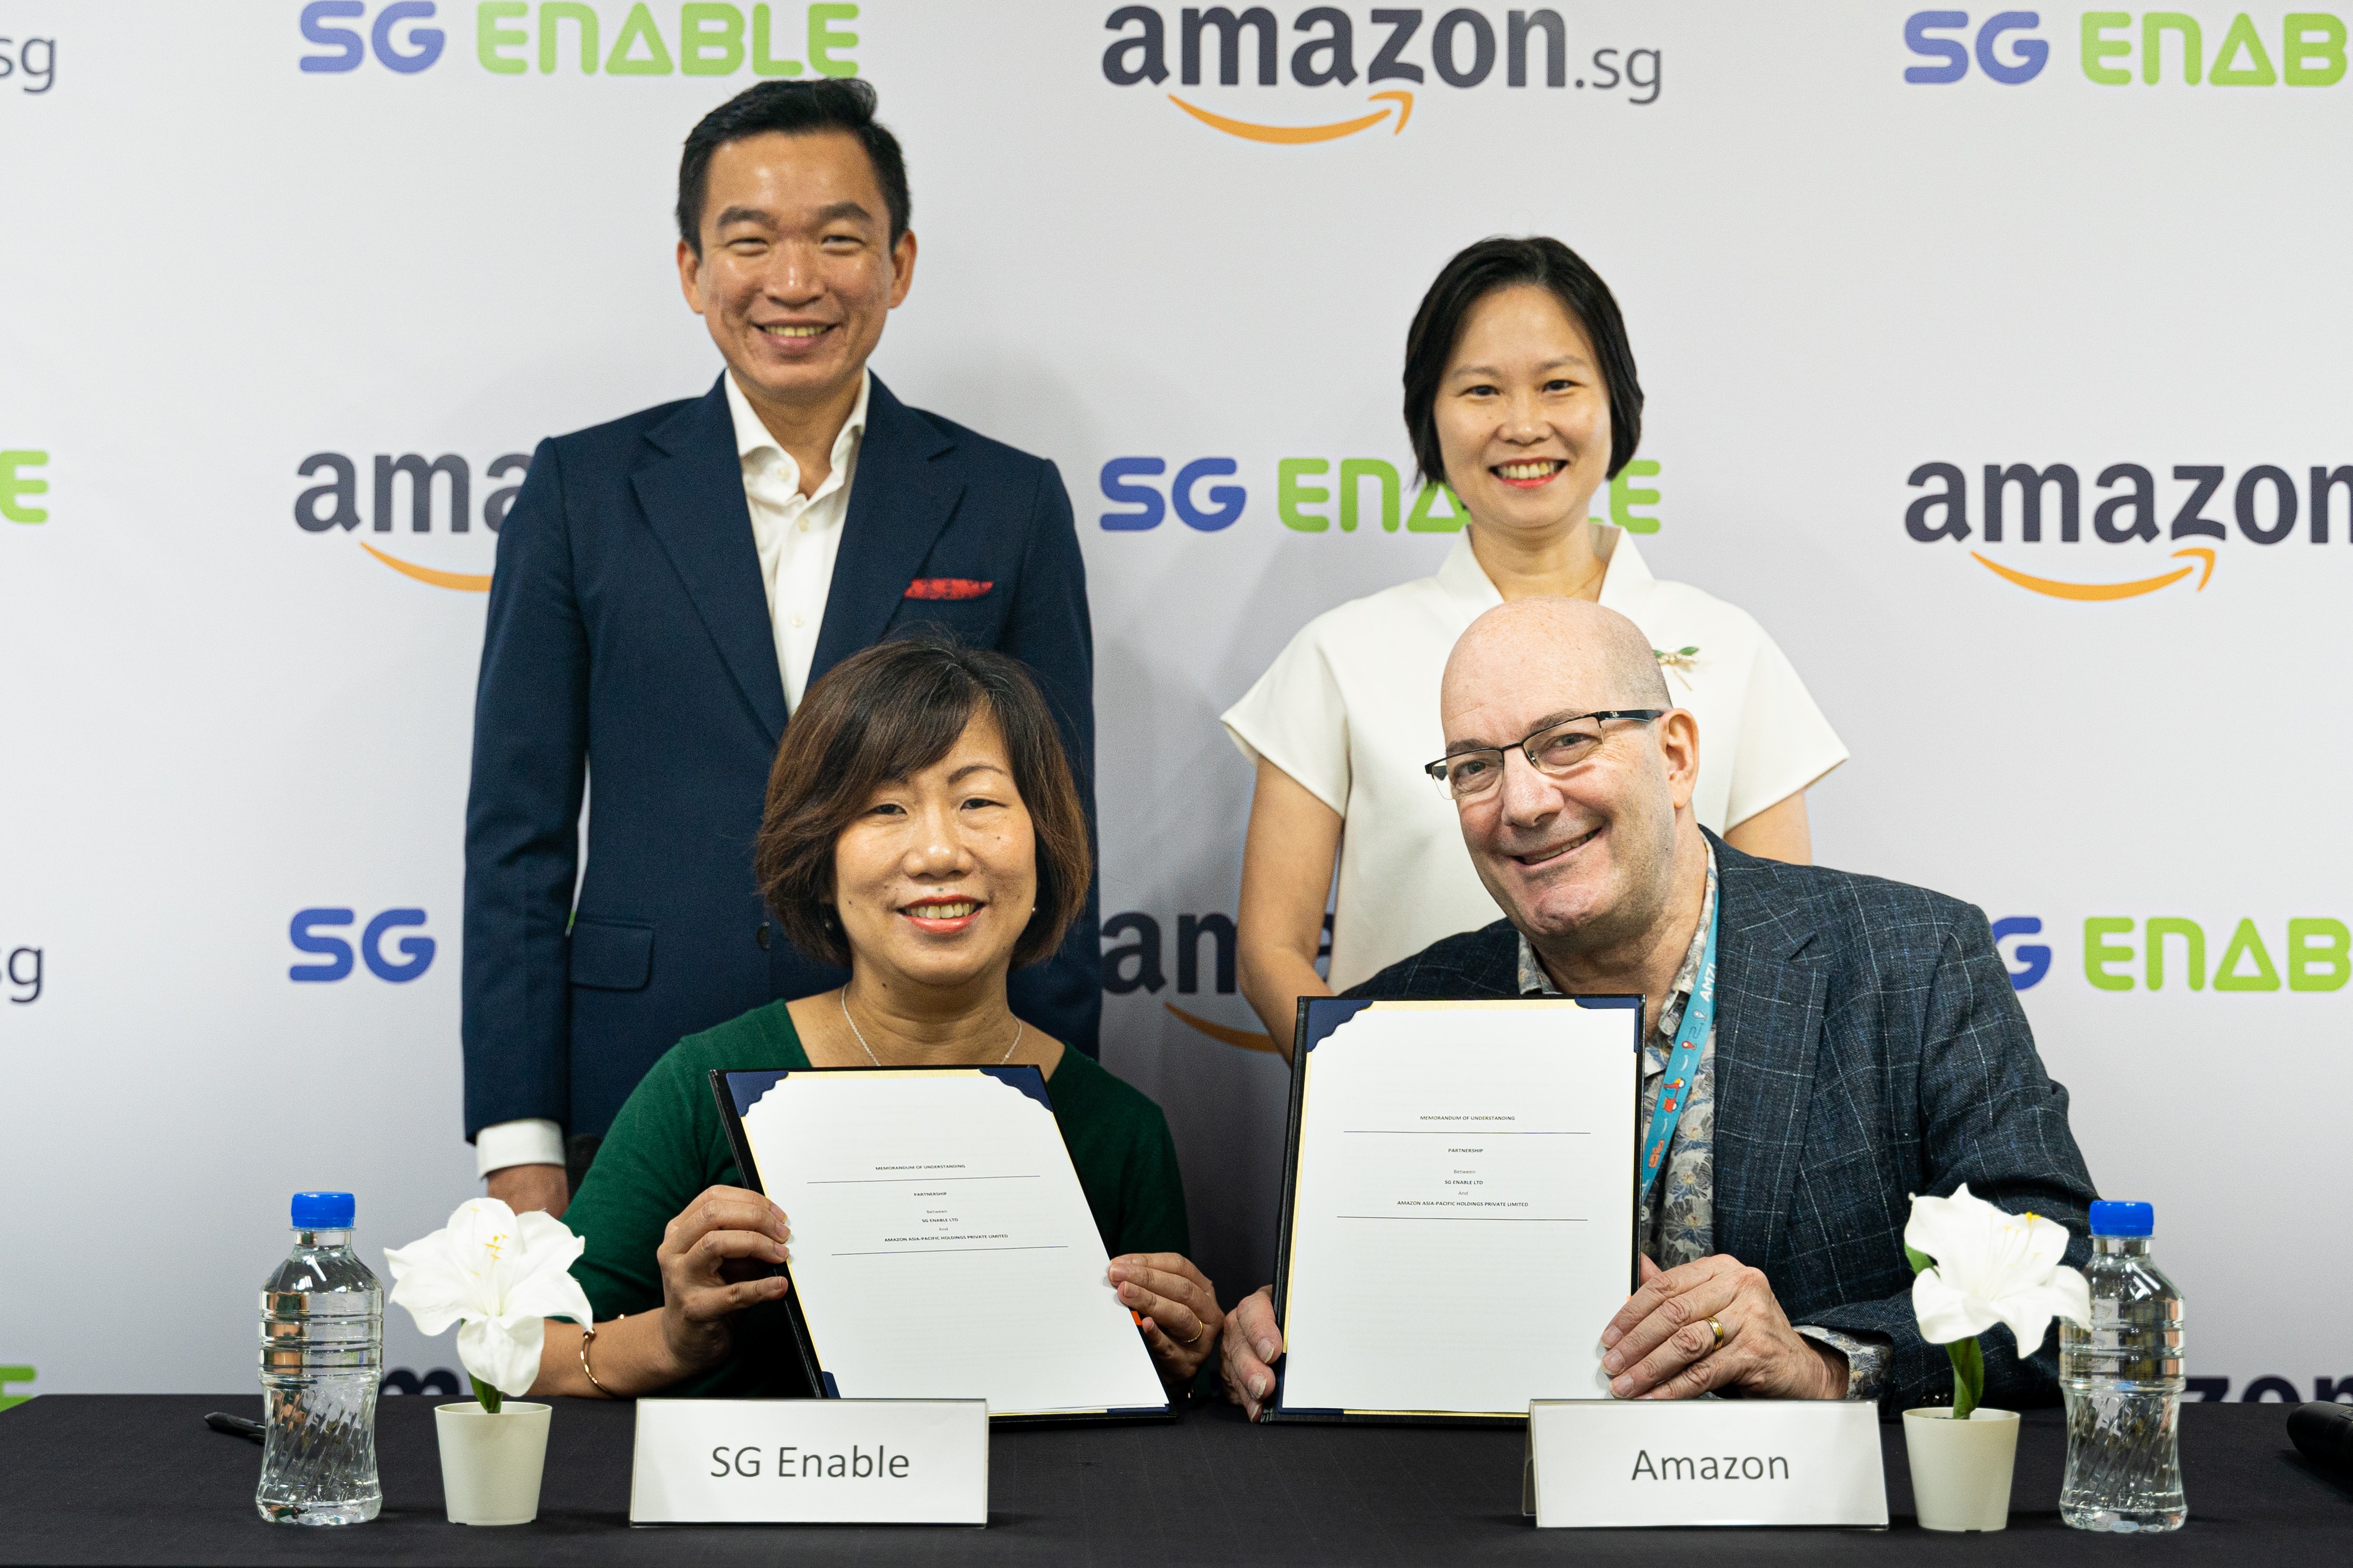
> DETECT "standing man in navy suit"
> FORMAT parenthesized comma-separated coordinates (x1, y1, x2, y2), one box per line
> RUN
(463, 80, 1098, 1217)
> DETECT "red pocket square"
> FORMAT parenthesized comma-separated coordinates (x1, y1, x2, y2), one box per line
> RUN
(905, 578, 994, 600)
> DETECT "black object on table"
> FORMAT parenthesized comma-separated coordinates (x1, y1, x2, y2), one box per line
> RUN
(2289, 1400, 2353, 1480)
(202, 1411, 264, 1445)
(1, 1394, 2345, 1566)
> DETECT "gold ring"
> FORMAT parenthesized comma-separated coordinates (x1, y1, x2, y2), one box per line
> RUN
(1183, 1321, 1207, 1348)
(1708, 1317, 1726, 1350)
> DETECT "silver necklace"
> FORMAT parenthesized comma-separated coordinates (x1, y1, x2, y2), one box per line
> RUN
(839, 989, 1024, 1066)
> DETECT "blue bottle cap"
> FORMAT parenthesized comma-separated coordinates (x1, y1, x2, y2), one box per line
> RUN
(2090, 1200, 2153, 1237)
(290, 1191, 356, 1229)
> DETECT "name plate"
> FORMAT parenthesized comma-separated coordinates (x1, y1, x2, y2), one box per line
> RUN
(629, 1398, 988, 1525)
(1524, 1400, 1888, 1528)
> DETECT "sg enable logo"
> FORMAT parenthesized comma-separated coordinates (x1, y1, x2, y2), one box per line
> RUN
(2, 450, 47, 523)
(1905, 9, 2350, 86)
(1098, 451, 1661, 535)
(2083, 915, 2347, 992)
(290, 908, 437, 983)
(1995, 913, 2350, 992)
(300, 2, 860, 77)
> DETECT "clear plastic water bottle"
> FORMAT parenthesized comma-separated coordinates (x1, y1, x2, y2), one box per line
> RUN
(2059, 1199, 2186, 1532)
(256, 1191, 382, 1525)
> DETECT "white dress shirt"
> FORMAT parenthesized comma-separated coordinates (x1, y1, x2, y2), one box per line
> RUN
(476, 370, 870, 1179)
(1221, 527, 1848, 994)
(729, 366, 868, 710)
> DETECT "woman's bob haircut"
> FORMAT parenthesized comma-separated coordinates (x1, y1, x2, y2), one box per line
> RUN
(754, 636, 1091, 973)
(1401, 235, 1644, 488)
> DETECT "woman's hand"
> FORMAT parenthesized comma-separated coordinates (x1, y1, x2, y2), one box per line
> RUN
(656, 1185, 792, 1380)
(1220, 1285, 1283, 1419)
(1108, 1253, 1225, 1390)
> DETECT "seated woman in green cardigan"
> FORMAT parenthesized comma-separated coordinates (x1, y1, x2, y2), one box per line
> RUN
(527, 638, 1224, 1400)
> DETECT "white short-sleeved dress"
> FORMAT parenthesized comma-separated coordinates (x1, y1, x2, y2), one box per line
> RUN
(1221, 528, 1848, 994)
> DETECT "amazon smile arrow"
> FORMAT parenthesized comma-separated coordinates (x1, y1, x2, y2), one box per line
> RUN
(1971, 547, 2214, 601)
(1167, 90, 1413, 143)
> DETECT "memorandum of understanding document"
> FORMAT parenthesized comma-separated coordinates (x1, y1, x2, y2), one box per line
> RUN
(733, 1066, 1169, 1418)
(1276, 998, 1640, 1418)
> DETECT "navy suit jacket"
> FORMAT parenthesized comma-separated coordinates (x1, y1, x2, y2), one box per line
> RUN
(463, 372, 1099, 1142)
(1344, 835, 2098, 1413)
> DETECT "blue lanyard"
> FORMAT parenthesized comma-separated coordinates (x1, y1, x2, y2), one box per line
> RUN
(1639, 894, 1717, 1199)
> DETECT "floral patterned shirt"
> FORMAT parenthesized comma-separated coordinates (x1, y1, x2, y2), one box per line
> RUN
(1514, 847, 1886, 1402)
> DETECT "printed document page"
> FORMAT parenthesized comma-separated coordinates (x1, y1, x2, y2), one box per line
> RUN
(739, 1069, 1168, 1416)
(1278, 1000, 1639, 1416)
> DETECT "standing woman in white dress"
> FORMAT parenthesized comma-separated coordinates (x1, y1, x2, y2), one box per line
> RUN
(1225, 237, 1847, 1052)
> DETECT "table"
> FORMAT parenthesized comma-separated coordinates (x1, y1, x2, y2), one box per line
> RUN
(0, 1395, 2342, 1565)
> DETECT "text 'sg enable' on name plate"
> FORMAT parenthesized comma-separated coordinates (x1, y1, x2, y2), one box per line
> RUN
(1525, 1401, 1889, 1528)
(629, 1399, 988, 1525)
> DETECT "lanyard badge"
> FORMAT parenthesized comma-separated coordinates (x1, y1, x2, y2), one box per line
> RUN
(1638, 894, 1717, 1199)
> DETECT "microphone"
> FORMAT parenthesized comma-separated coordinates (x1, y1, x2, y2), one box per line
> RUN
(2287, 1402, 2353, 1480)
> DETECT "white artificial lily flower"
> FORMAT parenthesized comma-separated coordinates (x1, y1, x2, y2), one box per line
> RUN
(385, 1198, 594, 1399)
(1906, 1184, 2090, 1358)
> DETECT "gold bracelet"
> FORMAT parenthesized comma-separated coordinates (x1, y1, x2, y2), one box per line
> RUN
(579, 1314, 623, 1398)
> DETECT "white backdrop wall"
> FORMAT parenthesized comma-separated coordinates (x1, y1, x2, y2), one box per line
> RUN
(2, 1, 2348, 1408)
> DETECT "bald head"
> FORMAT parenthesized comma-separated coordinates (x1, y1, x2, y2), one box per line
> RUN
(1437, 595, 1700, 965)
(1442, 597, 1669, 728)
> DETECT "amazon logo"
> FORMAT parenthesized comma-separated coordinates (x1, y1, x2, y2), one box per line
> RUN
(1906, 460, 2353, 601)
(1102, 6, 1661, 145)
(294, 449, 530, 592)
(1103, 908, 1294, 1054)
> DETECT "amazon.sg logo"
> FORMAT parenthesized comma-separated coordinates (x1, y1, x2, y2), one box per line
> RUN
(1104, 907, 1303, 1054)
(1905, 459, 2353, 601)
(1101, 6, 1661, 145)
(294, 448, 532, 592)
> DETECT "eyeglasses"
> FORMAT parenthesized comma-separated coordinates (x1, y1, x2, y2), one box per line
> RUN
(1423, 710, 1666, 801)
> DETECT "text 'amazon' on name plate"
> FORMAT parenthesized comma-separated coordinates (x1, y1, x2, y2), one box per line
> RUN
(1525, 1400, 1888, 1528)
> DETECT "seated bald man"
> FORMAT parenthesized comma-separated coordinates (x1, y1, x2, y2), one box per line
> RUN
(1222, 597, 2096, 1415)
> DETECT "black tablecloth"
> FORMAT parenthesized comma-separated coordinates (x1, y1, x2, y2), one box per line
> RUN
(0, 1395, 2342, 1565)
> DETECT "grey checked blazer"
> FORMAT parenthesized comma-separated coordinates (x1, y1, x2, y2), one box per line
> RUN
(1343, 832, 2097, 1413)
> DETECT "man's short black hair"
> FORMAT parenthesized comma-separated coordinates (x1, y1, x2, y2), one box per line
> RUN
(1402, 236, 1644, 486)
(676, 79, 911, 257)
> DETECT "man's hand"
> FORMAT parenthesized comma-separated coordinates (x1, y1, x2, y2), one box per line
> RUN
(1220, 1285, 1284, 1419)
(656, 1186, 792, 1382)
(1107, 1253, 1225, 1390)
(1600, 1255, 1848, 1400)
(486, 1162, 570, 1220)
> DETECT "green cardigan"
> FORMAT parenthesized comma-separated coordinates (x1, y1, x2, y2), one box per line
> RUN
(563, 1001, 1192, 1399)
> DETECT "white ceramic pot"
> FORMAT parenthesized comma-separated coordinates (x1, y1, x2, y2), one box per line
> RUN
(433, 1402, 552, 1526)
(1901, 1407, 2021, 1532)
